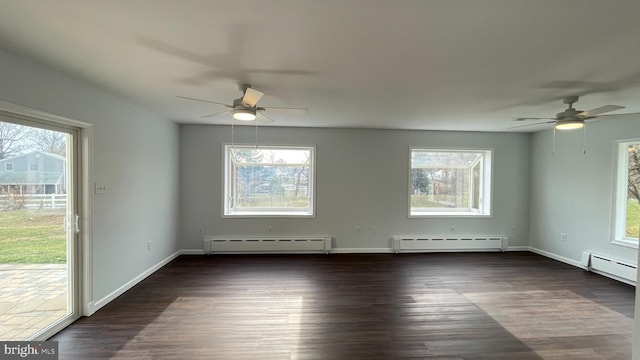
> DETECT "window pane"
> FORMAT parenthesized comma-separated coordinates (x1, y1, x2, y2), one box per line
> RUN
(225, 145, 314, 216)
(410, 168, 469, 208)
(231, 148, 309, 165)
(626, 144, 640, 238)
(412, 151, 481, 168)
(235, 165, 309, 209)
(410, 149, 491, 216)
(472, 161, 480, 210)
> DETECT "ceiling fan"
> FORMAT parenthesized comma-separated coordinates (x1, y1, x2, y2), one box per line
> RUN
(178, 84, 308, 123)
(510, 96, 640, 130)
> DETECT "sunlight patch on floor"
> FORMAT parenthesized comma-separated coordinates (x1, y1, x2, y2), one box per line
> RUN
(465, 289, 632, 360)
(116, 295, 305, 359)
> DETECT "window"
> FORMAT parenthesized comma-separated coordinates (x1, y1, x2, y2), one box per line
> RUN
(409, 148, 492, 217)
(5, 163, 13, 171)
(29, 163, 38, 171)
(224, 145, 314, 217)
(612, 139, 640, 248)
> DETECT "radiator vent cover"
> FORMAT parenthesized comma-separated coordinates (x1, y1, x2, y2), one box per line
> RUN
(392, 235, 505, 253)
(204, 236, 332, 254)
(588, 253, 637, 285)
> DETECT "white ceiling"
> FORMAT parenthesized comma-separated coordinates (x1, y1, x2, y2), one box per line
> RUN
(1, 0, 639, 132)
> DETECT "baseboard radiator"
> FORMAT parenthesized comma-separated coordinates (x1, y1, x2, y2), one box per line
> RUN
(204, 236, 332, 254)
(392, 235, 505, 253)
(586, 253, 637, 285)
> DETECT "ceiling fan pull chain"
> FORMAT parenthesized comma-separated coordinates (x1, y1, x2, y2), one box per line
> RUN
(583, 125, 587, 155)
(231, 118, 235, 148)
(255, 120, 259, 147)
(552, 127, 557, 155)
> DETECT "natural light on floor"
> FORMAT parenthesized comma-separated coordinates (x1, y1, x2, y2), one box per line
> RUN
(116, 292, 306, 358)
(465, 289, 633, 359)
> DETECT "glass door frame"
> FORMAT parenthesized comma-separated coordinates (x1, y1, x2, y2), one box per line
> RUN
(0, 100, 92, 340)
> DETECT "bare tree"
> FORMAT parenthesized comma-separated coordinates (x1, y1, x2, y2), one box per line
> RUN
(0, 122, 31, 159)
(629, 145, 640, 203)
(29, 129, 66, 156)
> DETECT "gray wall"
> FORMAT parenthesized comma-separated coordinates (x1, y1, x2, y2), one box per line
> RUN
(529, 119, 640, 265)
(0, 49, 180, 306)
(179, 125, 531, 250)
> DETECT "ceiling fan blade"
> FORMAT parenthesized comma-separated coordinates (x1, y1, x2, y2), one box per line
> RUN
(581, 105, 625, 116)
(200, 110, 230, 119)
(261, 107, 308, 116)
(242, 88, 264, 107)
(508, 121, 556, 129)
(177, 96, 232, 108)
(591, 112, 640, 120)
(513, 117, 555, 121)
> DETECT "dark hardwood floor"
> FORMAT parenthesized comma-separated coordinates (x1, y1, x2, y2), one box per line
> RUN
(52, 252, 635, 359)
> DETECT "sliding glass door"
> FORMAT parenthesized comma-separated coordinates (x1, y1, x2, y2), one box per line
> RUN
(0, 115, 81, 340)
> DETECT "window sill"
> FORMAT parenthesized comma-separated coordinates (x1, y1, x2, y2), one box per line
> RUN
(223, 211, 315, 218)
(410, 211, 491, 218)
(611, 238, 639, 249)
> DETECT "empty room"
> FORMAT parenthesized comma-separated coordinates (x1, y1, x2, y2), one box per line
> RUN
(0, 1, 639, 359)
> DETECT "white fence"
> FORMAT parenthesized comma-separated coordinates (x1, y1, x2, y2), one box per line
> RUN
(0, 194, 67, 210)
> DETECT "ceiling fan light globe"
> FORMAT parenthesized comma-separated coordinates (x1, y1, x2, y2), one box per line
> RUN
(555, 120, 584, 130)
(232, 109, 256, 121)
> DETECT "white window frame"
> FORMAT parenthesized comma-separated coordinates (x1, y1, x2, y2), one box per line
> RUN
(223, 144, 315, 218)
(29, 163, 38, 171)
(409, 147, 493, 218)
(611, 138, 640, 248)
(5, 163, 14, 171)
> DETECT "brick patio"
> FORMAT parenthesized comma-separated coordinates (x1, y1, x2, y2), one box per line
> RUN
(0, 264, 67, 340)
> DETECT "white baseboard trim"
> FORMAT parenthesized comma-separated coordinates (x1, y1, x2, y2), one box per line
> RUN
(528, 246, 586, 270)
(505, 246, 529, 251)
(88, 250, 182, 315)
(330, 248, 395, 254)
(179, 249, 206, 255)
(84, 301, 95, 316)
(178, 247, 396, 255)
(179, 247, 522, 255)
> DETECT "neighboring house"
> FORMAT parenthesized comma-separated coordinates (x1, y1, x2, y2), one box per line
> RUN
(0, 151, 66, 195)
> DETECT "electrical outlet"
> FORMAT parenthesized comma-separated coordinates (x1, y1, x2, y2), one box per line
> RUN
(356, 226, 361, 234)
(268, 226, 273, 233)
(561, 233, 567, 242)
(147, 240, 152, 251)
(197, 226, 204, 234)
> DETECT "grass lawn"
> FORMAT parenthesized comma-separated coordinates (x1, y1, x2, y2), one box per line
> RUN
(411, 194, 467, 208)
(0, 209, 66, 264)
(239, 193, 309, 208)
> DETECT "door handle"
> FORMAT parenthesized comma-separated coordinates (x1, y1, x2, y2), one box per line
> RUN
(63, 214, 80, 233)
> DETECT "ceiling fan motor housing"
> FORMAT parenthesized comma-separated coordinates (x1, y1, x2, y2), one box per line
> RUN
(557, 108, 583, 120)
(231, 97, 257, 120)
(233, 98, 254, 111)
